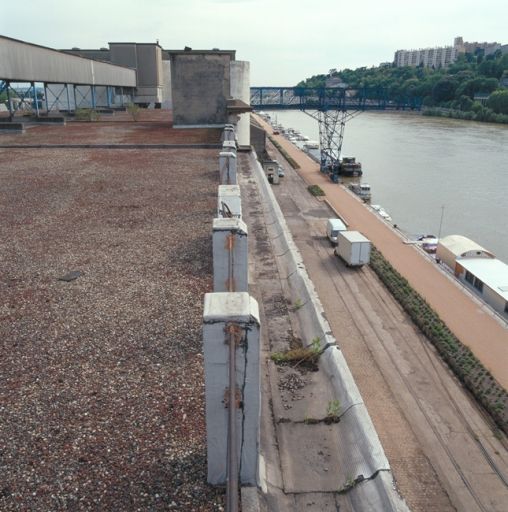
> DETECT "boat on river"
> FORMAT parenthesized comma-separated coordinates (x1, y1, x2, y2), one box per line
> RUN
(303, 140, 319, 150)
(418, 235, 438, 253)
(349, 182, 371, 201)
(371, 204, 392, 222)
(339, 156, 362, 177)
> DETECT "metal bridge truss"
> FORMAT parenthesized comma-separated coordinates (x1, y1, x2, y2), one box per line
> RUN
(305, 108, 362, 178)
(251, 86, 421, 177)
(1, 79, 133, 120)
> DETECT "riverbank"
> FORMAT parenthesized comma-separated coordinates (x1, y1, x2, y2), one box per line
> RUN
(262, 109, 508, 263)
(254, 113, 508, 392)
(423, 106, 508, 124)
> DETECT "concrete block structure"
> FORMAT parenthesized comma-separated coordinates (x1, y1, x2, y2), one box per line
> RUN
(222, 140, 237, 153)
(169, 49, 251, 130)
(250, 121, 267, 157)
(203, 292, 260, 485)
(229, 60, 251, 146)
(218, 185, 242, 219)
(219, 151, 237, 185)
(169, 50, 235, 127)
(213, 218, 248, 293)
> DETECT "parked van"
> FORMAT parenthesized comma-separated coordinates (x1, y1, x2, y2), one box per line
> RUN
(326, 218, 347, 245)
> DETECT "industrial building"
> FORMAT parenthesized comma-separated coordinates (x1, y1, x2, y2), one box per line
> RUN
(436, 235, 508, 318)
(63, 43, 252, 139)
(63, 42, 169, 107)
(1, 36, 251, 143)
(393, 36, 507, 68)
(0, 35, 136, 117)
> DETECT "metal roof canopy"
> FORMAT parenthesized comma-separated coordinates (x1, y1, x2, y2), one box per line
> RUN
(0, 35, 136, 87)
(438, 234, 494, 258)
(457, 257, 508, 300)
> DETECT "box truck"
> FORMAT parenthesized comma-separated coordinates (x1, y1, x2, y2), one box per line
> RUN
(334, 230, 371, 267)
(326, 218, 348, 245)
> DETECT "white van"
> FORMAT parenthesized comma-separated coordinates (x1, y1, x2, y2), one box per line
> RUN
(326, 218, 347, 245)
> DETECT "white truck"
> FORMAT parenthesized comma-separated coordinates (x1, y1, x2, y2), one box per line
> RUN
(334, 230, 371, 267)
(326, 218, 348, 245)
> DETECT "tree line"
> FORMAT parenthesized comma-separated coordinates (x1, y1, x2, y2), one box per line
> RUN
(297, 50, 508, 124)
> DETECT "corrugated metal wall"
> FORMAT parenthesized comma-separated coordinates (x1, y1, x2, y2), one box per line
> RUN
(0, 36, 136, 86)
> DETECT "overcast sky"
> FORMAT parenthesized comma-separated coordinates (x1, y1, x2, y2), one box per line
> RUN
(1, 0, 506, 85)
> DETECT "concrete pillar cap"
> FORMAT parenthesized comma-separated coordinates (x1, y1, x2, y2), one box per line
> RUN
(204, 292, 259, 324)
(213, 217, 248, 233)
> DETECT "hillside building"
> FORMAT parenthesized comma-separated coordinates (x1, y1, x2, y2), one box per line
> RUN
(393, 36, 505, 68)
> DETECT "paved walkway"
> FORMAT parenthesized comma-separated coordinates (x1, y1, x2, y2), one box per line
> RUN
(255, 115, 508, 390)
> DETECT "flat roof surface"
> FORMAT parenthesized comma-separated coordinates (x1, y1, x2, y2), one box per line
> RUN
(457, 257, 508, 300)
(340, 230, 370, 243)
(0, 110, 225, 510)
(0, 110, 221, 144)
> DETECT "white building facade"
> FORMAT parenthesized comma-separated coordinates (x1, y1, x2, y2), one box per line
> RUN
(393, 36, 504, 68)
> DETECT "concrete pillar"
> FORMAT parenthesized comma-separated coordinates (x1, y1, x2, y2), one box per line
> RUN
(223, 140, 237, 153)
(218, 185, 242, 219)
(213, 218, 248, 293)
(203, 292, 260, 485)
(219, 151, 237, 185)
(223, 126, 236, 142)
(230, 61, 251, 147)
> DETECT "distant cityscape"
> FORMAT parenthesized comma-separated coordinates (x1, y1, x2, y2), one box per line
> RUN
(393, 36, 508, 69)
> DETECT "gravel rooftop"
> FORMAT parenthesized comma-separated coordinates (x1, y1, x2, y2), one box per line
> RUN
(0, 113, 226, 510)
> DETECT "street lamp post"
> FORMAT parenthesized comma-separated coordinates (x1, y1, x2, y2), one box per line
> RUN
(438, 205, 445, 240)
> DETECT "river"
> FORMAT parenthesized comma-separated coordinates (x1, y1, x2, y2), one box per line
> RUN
(264, 110, 508, 263)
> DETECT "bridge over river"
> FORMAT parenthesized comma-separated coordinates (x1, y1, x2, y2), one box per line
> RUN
(249, 86, 422, 180)
(250, 86, 422, 111)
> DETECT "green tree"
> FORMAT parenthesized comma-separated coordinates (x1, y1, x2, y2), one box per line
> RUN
(432, 79, 457, 103)
(457, 95, 474, 111)
(486, 90, 508, 115)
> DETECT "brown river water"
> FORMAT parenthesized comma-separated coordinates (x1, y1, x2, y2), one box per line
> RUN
(265, 110, 508, 263)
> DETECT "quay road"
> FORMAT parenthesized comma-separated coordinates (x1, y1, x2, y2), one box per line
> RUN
(254, 115, 508, 390)
(255, 115, 508, 511)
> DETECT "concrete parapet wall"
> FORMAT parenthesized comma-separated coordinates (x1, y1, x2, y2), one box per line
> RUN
(222, 140, 237, 153)
(213, 218, 248, 292)
(218, 184, 242, 219)
(203, 292, 260, 486)
(0, 122, 24, 132)
(219, 151, 237, 185)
